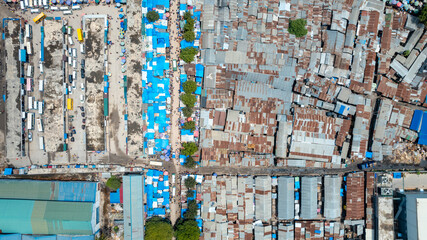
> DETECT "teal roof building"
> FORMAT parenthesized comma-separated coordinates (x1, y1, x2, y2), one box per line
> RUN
(0, 180, 100, 235)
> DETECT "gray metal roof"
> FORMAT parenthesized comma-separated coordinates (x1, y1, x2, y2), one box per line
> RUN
(123, 175, 144, 240)
(397, 192, 427, 240)
(324, 175, 341, 219)
(255, 176, 272, 221)
(301, 177, 318, 219)
(278, 177, 295, 220)
(278, 223, 294, 240)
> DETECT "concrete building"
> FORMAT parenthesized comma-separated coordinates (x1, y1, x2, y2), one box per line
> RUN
(377, 197, 394, 240)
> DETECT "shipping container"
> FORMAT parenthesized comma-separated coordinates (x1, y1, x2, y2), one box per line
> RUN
(19, 49, 27, 62)
(67, 98, 73, 110)
(38, 101, 43, 115)
(26, 42, 32, 55)
(28, 96, 33, 110)
(26, 78, 32, 92)
(80, 44, 85, 54)
(26, 65, 33, 77)
(77, 28, 83, 42)
(68, 36, 73, 45)
(20, 0, 25, 10)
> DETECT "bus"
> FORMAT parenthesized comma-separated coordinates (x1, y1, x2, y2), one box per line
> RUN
(26, 42, 32, 55)
(38, 101, 43, 114)
(36, 118, 44, 132)
(26, 78, 32, 92)
(39, 136, 45, 150)
(39, 80, 44, 92)
(77, 28, 84, 42)
(172, 59, 177, 71)
(28, 96, 33, 109)
(25, 25, 32, 39)
(33, 12, 46, 24)
(27, 112, 35, 130)
(67, 98, 73, 110)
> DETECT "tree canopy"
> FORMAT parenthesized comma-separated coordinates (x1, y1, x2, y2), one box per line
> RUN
(183, 121, 196, 132)
(184, 11, 193, 21)
(175, 220, 200, 240)
(183, 31, 196, 42)
(106, 175, 121, 191)
(145, 217, 173, 240)
(147, 11, 160, 22)
(288, 19, 308, 38)
(182, 107, 193, 118)
(183, 80, 197, 93)
(419, 6, 427, 25)
(184, 176, 196, 189)
(184, 156, 197, 168)
(403, 50, 410, 57)
(183, 200, 198, 219)
(180, 47, 198, 63)
(180, 93, 196, 107)
(181, 142, 198, 156)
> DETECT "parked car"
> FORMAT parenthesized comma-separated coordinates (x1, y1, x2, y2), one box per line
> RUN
(80, 106, 84, 111)
(28, 132, 32, 142)
(81, 112, 85, 117)
(358, 161, 376, 170)
(71, 137, 75, 142)
(82, 118, 86, 124)
(72, 129, 76, 134)
(81, 69, 85, 78)
(82, 125, 85, 130)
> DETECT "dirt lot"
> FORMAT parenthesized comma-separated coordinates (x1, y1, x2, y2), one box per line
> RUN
(126, 0, 144, 157)
(4, 21, 23, 161)
(43, 20, 65, 154)
(85, 19, 105, 152)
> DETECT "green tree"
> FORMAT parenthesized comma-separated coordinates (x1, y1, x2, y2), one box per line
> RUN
(288, 19, 308, 38)
(182, 107, 193, 118)
(419, 6, 427, 25)
(95, 234, 108, 240)
(113, 226, 119, 233)
(184, 18, 195, 32)
(186, 189, 194, 198)
(181, 142, 198, 156)
(106, 175, 122, 191)
(175, 220, 200, 240)
(403, 50, 410, 57)
(180, 47, 198, 63)
(183, 200, 198, 219)
(180, 93, 196, 107)
(184, 176, 196, 189)
(183, 80, 197, 93)
(183, 121, 196, 132)
(184, 11, 192, 21)
(147, 11, 160, 22)
(183, 31, 195, 42)
(184, 156, 196, 168)
(145, 217, 173, 240)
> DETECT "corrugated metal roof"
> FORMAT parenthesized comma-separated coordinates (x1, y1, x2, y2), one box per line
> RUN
(123, 175, 144, 240)
(0, 199, 94, 235)
(278, 177, 295, 220)
(324, 176, 341, 219)
(0, 180, 97, 203)
(255, 176, 271, 221)
(301, 177, 318, 219)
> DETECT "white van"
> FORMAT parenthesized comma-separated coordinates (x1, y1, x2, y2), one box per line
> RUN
(68, 36, 73, 45)
(72, 48, 77, 58)
(59, 6, 68, 11)
(63, 10, 73, 15)
(72, 59, 77, 69)
(72, 80, 76, 88)
(38, 0, 42, 7)
(80, 94, 84, 103)
(20, 0, 25, 10)
(71, 5, 81, 10)
(39, 62, 44, 74)
(81, 83, 85, 91)
(25, 25, 31, 39)
(68, 56, 72, 65)
(67, 26, 71, 35)
(39, 80, 44, 92)
(27, 65, 33, 77)
(24, 0, 28, 7)
(30, 8, 40, 13)
(72, 70, 77, 80)
(80, 44, 85, 54)
(50, 6, 59, 11)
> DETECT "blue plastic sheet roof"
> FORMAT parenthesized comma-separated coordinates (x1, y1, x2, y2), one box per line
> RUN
(180, 3, 187, 10)
(195, 64, 204, 77)
(22, 236, 56, 240)
(180, 40, 197, 49)
(4, 168, 12, 175)
(0, 234, 21, 240)
(410, 110, 423, 132)
(195, 86, 202, 95)
(110, 190, 121, 204)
